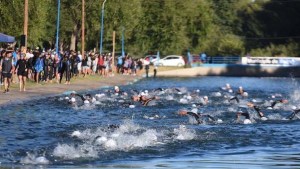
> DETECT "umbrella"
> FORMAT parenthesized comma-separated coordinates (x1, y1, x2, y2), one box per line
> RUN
(0, 33, 15, 43)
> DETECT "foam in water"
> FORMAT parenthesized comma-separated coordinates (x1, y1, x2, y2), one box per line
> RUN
(173, 125, 195, 140)
(53, 120, 198, 160)
(53, 144, 98, 159)
(20, 152, 49, 165)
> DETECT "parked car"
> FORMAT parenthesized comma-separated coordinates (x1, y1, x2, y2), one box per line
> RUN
(154, 55, 185, 67)
(143, 55, 159, 65)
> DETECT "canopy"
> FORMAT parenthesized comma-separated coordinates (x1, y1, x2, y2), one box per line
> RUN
(0, 33, 15, 43)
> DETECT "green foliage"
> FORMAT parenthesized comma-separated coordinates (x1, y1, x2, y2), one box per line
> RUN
(0, 0, 299, 57)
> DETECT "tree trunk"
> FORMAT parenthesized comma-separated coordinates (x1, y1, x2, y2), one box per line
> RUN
(70, 23, 79, 51)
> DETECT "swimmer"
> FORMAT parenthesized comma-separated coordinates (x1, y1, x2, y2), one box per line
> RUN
(200, 96, 209, 105)
(228, 95, 240, 103)
(131, 95, 159, 106)
(179, 110, 216, 124)
(247, 102, 267, 120)
(237, 86, 248, 97)
(268, 99, 288, 109)
(154, 88, 164, 92)
(75, 93, 96, 104)
(221, 83, 231, 91)
(236, 111, 252, 124)
(286, 108, 300, 120)
(112, 86, 127, 96)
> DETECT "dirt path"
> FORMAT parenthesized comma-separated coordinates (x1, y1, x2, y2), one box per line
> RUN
(0, 75, 142, 106)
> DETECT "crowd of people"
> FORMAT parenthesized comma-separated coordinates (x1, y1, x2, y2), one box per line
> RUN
(0, 47, 150, 93)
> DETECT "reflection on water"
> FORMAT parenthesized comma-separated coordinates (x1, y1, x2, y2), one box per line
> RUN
(0, 77, 300, 168)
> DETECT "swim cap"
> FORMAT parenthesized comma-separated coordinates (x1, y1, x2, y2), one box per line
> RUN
(114, 86, 119, 90)
(84, 100, 90, 104)
(70, 98, 76, 103)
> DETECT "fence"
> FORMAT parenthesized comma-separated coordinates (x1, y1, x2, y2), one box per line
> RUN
(191, 55, 241, 64)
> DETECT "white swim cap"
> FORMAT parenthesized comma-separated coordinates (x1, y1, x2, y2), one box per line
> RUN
(140, 92, 146, 96)
(204, 96, 208, 99)
(244, 119, 252, 124)
(84, 100, 90, 104)
(196, 89, 200, 93)
(114, 86, 119, 90)
(70, 98, 76, 103)
(239, 86, 243, 89)
(65, 97, 69, 100)
(129, 105, 135, 108)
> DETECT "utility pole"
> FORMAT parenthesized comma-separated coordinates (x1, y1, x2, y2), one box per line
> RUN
(55, 0, 61, 57)
(112, 31, 115, 71)
(22, 0, 28, 52)
(99, 0, 107, 54)
(81, 0, 85, 58)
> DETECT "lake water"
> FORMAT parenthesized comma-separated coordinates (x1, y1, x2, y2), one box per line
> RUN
(1, 77, 300, 169)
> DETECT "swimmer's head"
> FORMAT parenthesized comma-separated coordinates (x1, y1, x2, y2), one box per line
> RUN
(203, 96, 208, 100)
(226, 83, 231, 89)
(70, 97, 76, 103)
(131, 95, 140, 102)
(247, 102, 254, 107)
(114, 86, 119, 92)
(281, 99, 288, 104)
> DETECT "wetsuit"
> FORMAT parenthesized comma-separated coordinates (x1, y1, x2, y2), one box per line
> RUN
(43, 58, 53, 81)
(59, 57, 71, 83)
(287, 109, 300, 120)
(269, 99, 285, 109)
(252, 105, 265, 118)
(237, 112, 250, 119)
(186, 112, 215, 124)
(15, 59, 27, 76)
(229, 96, 240, 103)
(154, 88, 164, 92)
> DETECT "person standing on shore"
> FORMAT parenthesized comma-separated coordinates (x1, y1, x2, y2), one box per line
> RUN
(15, 53, 28, 91)
(145, 62, 150, 78)
(0, 50, 14, 93)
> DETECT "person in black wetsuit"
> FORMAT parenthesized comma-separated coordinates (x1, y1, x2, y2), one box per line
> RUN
(59, 53, 71, 84)
(43, 53, 54, 83)
(0, 50, 14, 93)
(247, 102, 267, 120)
(287, 108, 300, 120)
(15, 53, 28, 91)
(268, 99, 288, 109)
(71, 93, 96, 104)
(236, 111, 252, 124)
(131, 94, 159, 106)
(178, 110, 216, 124)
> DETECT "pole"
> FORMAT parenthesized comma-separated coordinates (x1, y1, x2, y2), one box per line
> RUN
(23, 0, 28, 52)
(112, 31, 115, 70)
(99, 0, 107, 54)
(121, 28, 125, 57)
(81, 0, 85, 57)
(55, 0, 61, 58)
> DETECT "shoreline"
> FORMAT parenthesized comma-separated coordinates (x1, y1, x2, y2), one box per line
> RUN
(0, 74, 142, 106)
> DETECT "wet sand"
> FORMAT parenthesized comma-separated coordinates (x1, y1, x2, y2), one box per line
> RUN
(0, 75, 141, 106)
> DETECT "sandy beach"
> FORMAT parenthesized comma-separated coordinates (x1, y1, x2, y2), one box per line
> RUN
(0, 74, 141, 106)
